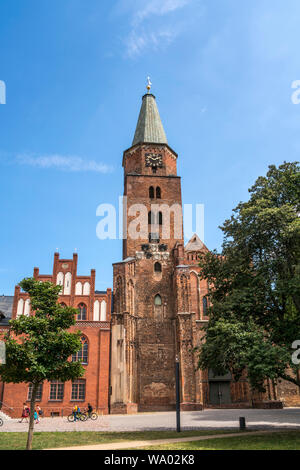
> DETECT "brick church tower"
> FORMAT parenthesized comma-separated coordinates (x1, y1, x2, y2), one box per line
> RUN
(110, 86, 266, 413)
(110, 89, 207, 413)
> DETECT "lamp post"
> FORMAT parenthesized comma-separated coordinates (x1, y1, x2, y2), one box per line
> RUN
(175, 354, 181, 433)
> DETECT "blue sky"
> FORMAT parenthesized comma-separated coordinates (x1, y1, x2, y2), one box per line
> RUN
(1, 0, 300, 294)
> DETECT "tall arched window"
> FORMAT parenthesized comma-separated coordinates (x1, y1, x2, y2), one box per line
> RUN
(64, 272, 72, 295)
(203, 297, 208, 316)
(190, 271, 200, 320)
(17, 298, 24, 318)
(83, 282, 90, 295)
(72, 336, 88, 364)
(24, 299, 30, 317)
(154, 294, 162, 306)
(148, 211, 155, 225)
(93, 300, 100, 321)
(77, 303, 87, 320)
(100, 300, 107, 321)
(156, 187, 161, 199)
(149, 186, 154, 199)
(154, 262, 162, 273)
(56, 272, 64, 293)
(75, 282, 82, 295)
(158, 212, 163, 225)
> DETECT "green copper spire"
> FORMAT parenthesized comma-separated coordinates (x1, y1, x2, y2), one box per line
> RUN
(132, 92, 168, 146)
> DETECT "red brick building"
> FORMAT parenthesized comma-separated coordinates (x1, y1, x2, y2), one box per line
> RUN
(110, 90, 300, 412)
(1, 88, 299, 417)
(1, 253, 111, 418)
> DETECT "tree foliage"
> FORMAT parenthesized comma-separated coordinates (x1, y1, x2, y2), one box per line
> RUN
(197, 162, 300, 392)
(0, 278, 85, 449)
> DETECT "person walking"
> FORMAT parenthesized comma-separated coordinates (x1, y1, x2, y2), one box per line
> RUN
(19, 403, 30, 423)
(37, 405, 43, 419)
(34, 407, 40, 424)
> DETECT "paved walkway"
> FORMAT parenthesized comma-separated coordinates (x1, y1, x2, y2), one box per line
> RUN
(1, 408, 300, 433)
(50, 430, 292, 451)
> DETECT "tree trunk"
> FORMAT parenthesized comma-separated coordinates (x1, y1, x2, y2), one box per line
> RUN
(26, 382, 38, 451)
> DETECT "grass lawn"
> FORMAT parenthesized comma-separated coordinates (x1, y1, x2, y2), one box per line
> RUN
(138, 431, 300, 450)
(0, 429, 242, 450)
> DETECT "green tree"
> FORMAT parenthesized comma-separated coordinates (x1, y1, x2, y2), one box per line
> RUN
(197, 162, 300, 394)
(0, 278, 85, 450)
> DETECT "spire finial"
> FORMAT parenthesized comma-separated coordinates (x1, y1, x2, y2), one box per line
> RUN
(146, 76, 152, 93)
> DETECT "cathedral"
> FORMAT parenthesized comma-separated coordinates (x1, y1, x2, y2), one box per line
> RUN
(0, 88, 298, 418)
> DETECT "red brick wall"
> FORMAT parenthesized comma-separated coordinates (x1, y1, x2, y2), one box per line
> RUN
(1, 254, 111, 418)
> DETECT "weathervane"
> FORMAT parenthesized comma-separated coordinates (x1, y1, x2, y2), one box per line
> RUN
(146, 76, 152, 93)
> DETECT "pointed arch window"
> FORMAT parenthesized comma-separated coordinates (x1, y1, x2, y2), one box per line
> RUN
(158, 212, 163, 225)
(154, 262, 162, 273)
(154, 294, 162, 306)
(148, 211, 162, 225)
(83, 282, 90, 295)
(75, 282, 83, 295)
(24, 299, 30, 317)
(94, 300, 100, 321)
(17, 298, 24, 318)
(203, 297, 208, 316)
(64, 272, 72, 295)
(156, 187, 161, 199)
(72, 336, 88, 364)
(77, 303, 87, 320)
(56, 272, 64, 285)
(149, 186, 155, 199)
(100, 300, 107, 321)
(148, 211, 155, 225)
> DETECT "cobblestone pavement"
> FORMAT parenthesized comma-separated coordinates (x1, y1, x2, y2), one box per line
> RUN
(0, 408, 300, 433)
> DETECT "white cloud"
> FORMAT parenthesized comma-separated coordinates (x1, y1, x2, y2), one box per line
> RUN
(121, 0, 193, 58)
(133, 0, 190, 25)
(17, 154, 113, 174)
(125, 29, 177, 59)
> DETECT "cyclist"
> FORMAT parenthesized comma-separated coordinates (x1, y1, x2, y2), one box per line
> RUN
(87, 403, 93, 418)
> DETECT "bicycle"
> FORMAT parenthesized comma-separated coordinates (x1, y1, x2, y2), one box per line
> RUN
(67, 411, 87, 422)
(0, 417, 3, 427)
(82, 410, 98, 421)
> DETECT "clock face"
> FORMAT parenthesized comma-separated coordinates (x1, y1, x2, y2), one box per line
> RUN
(145, 153, 163, 168)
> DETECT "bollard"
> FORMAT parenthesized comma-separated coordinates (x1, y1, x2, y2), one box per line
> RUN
(239, 417, 246, 430)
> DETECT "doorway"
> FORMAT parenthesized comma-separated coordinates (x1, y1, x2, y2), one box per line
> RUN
(209, 381, 231, 405)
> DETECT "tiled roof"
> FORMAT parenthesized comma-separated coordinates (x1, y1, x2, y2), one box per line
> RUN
(132, 93, 168, 146)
